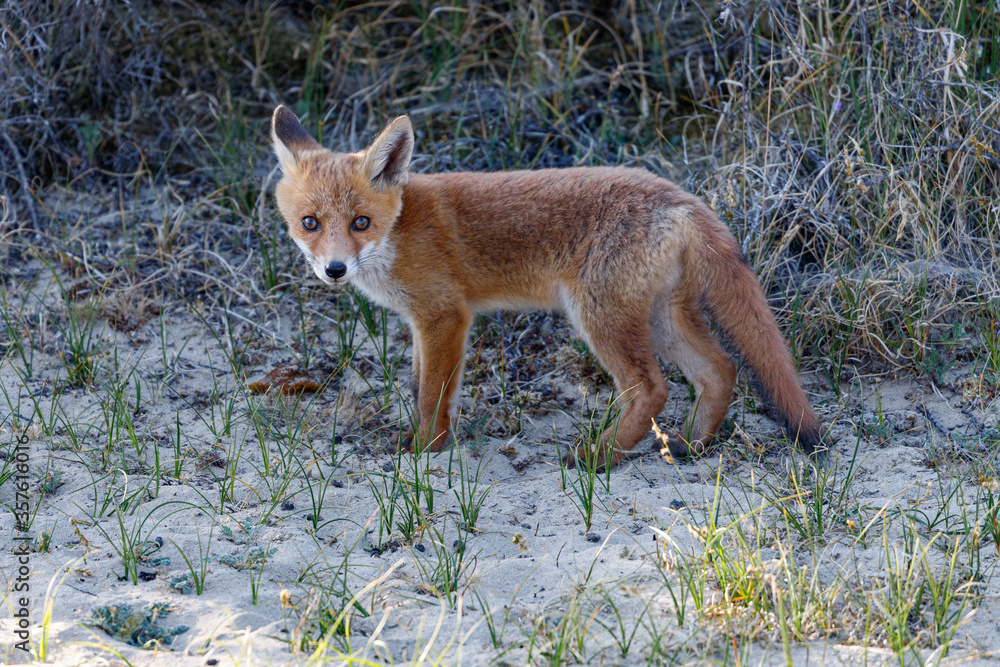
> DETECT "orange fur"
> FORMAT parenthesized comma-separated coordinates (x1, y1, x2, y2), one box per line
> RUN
(271, 106, 823, 465)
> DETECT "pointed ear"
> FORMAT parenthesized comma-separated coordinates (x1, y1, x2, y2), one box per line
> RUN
(272, 105, 322, 173)
(359, 116, 414, 190)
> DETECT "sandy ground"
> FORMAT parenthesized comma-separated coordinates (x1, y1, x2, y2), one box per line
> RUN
(1, 258, 999, 666)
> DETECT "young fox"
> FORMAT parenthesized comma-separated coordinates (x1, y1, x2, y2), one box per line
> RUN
(271, 106, 823, 467)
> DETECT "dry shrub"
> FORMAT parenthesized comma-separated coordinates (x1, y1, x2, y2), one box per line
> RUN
(101, 288, 162, 334)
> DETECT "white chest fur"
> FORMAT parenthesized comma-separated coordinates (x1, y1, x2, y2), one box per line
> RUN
(350, 239, 410, 315)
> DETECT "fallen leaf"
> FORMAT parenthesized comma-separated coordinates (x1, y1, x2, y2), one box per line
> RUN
(247, 365, 323, 395)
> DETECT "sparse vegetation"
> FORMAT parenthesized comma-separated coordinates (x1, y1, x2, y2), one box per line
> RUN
(1, 1, 998, 664)
(84, 602, 189, 648)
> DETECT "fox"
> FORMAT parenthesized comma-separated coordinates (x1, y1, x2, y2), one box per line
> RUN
(270, 105, 823, 468)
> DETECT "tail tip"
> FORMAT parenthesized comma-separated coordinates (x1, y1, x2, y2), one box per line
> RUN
(791, 418, 825, 456)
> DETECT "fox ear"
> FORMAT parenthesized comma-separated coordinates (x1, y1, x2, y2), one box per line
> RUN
(360, 116, 413, 190)
(272, 106, 321, 173)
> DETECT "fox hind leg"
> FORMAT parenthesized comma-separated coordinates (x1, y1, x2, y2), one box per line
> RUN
(650, 293, 736, 457)
(566, 297, 669, 469)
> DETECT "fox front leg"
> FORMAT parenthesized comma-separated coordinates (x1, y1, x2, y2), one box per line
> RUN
(396, 333, 421, 452)
(404, 310, 471, 454)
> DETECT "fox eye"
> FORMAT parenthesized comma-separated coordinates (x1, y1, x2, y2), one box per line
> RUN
(301, 216, 320, 232)
(351, 216, 371, 232)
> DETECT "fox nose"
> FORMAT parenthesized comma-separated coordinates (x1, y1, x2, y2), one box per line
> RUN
(325, 261, 347, 280)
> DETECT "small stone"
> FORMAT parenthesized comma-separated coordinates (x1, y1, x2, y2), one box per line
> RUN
(415, 543, 425, 552)
(381, 461, 394, 472)
(281, 501, 295, 511)
(586, 533, 600, 543)
(669, 499, 686, 510)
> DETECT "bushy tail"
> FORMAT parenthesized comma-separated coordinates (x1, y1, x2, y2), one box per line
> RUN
(699, 225, 822, 454)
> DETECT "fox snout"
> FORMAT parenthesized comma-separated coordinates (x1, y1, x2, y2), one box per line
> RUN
(325, 261, 347, 280)
(306, 253, 357, 285)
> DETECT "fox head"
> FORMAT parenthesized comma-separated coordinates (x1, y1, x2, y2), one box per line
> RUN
(271, 106, 413, 286)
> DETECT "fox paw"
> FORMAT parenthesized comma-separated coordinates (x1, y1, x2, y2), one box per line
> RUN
(562, 445, 621, 472)
(396, 429, 415, 454)
(662, 435, 692, 460)
(562, 449, 579, 469)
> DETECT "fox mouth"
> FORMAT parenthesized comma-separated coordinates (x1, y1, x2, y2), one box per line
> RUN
(316, 270, 347, 287)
